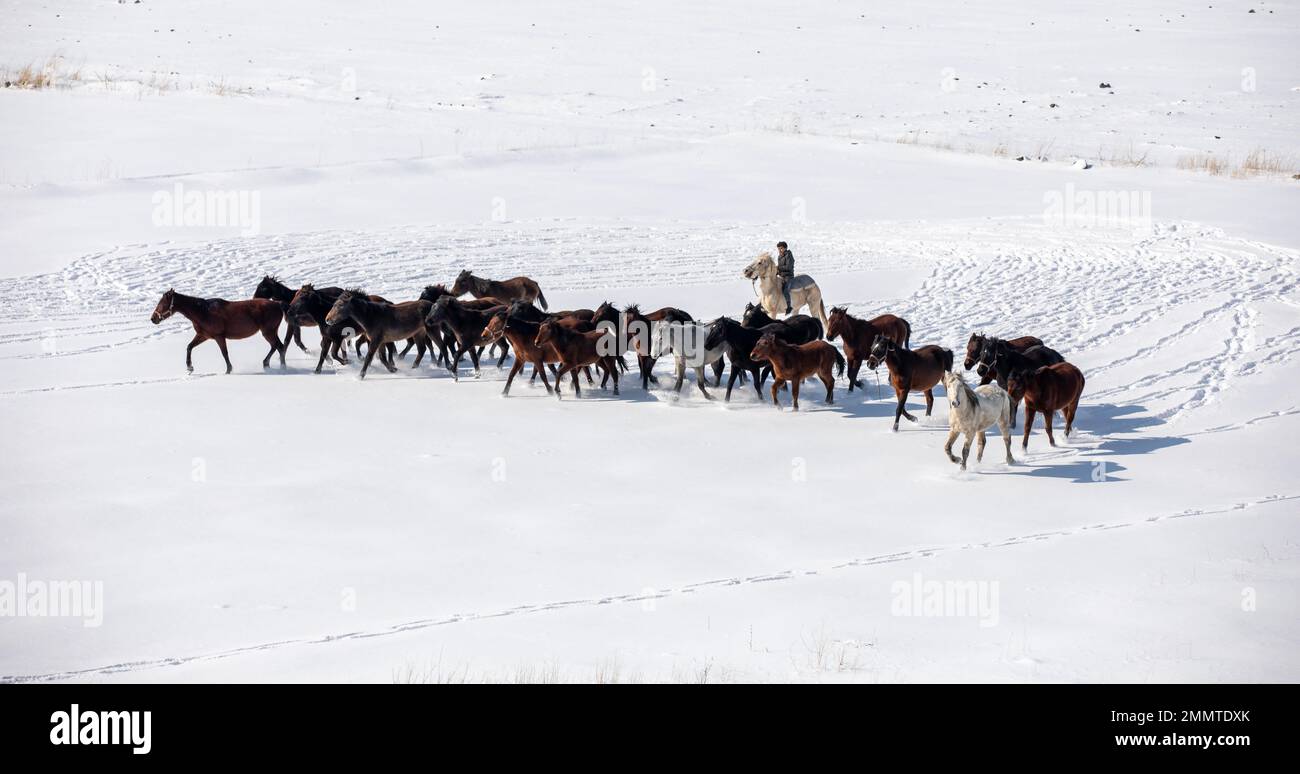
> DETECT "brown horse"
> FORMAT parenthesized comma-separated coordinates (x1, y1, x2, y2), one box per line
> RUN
(483, 308, 558, 395)
(254, 275, 335, 354)
(324, 291, 432, 379)
(865, 334, 953, 431)
(426, 296, 509, 380)
(826, 307, 911, 392)
(749, 333, 844, 410)
(451, 270, 547, 309)
(623, 304, 693, 389)
(1006, 363, 1085, 449)
(535, 319, 620, 399)
(151, 288, 286, 373)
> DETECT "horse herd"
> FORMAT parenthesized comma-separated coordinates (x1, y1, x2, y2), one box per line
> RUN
(148, 261, 1086, 469)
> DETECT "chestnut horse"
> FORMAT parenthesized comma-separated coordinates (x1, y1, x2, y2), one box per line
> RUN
(749, 333, 844, 410)
(535, 319, 621, 399)
(451, 269, 547, 309)
(865, 334, 953, 431)
(1006, 363, 1085, 449)
(324, 291, 432, 379)
(826, 307, 912, 392)
(151, 288, 286, 373)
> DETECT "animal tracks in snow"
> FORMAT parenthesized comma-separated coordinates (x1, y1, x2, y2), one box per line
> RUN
(4, 491, 1294, 684)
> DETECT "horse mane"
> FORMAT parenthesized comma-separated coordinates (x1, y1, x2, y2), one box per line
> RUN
(830, 306, 848, 316)
(756, 251, 773, 261)
(624, 303, 640, 317)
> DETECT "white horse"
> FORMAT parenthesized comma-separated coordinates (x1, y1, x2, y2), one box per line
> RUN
(742, 252, 829, 329)
(650, 319, 729, 399)
(942, 370, 1014, 470)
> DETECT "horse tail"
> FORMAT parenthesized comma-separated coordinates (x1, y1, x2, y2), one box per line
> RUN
(941, 348, 954, 373)
(831, 346, 845, 377)
(903, 319, 912, 349)
(536, 289, 549, 311)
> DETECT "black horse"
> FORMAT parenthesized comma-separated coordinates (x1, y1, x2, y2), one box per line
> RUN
(426, 296, 509, 380)
(705, 316, 821, 401)
(741, 302, 825, 341)
(254, 275, 337, 354)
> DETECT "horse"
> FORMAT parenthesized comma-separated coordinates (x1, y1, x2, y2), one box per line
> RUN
(704, 316, 796, 401)
(1006, 363, 1085, 449)
(741, 303, 825, 341)
(941, 370, 1013, 470)
(425, 296, 508, 380)
(965, 333, 1043, 384)
(865, 334, 953, 431)
(649, 319, 729, 398)
(749, 333, 844, 410)
(742, 251, 829, 329)
(324, 291, 432, 379)
(451, 269, 547, 309)
(825, 307, 912, 392)
(986, 341, 1065, 427)
(254, 275, 333, 354)
(151, 288, 286, 374)
(622, 304, 693, 389)
(286, 284, 361, 373)
(482, 308, 557, 396)
(534, 319, 620, 399)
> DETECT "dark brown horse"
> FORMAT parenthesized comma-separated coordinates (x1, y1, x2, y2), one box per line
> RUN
(535, 319, 620, 399)
(451, 269, 547, 309)
(988, 341, 1065, 427)
(324, 291, 431, 379)
(749, 333, 844, 410)
(825, 307, 911, 392)
(254, 275, 332, 354)
(865, 334, 953, 431)
(151, 288, 286, 373)
(1006, 363, 1085, 449)
(623, 304, 693, 389)
(425, 296, 508, 380)
(966, 333, 1043, 384)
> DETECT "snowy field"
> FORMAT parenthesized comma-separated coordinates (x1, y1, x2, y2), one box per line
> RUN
(1, 1, 1298, 683)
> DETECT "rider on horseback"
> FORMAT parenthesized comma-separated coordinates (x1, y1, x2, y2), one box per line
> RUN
(776, 241, 795, 314)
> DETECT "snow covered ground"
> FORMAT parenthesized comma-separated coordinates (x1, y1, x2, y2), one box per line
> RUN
(1, 1, 1297, 682)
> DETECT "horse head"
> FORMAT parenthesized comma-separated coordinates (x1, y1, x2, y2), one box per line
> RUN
(866, 333, 894, 370)
(150, 288, 176, 324)
(325, 290, 363, 326)
(826, 306, 850, 341)
(742, 252, 775, 280)
(450, 270, 474, 296)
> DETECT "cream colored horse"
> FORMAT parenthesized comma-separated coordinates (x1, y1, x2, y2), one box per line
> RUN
(742, 252, 828, 329)
(942, 370, 1014, 470)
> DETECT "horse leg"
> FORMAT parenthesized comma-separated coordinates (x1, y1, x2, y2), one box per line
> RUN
(315, 334, 330, 373)
(892, 387, 907, 431)
(944, 428, 960, 463)
(570, 367, 582, 398)
(673, 355, 686, 393)
(496, 340, 509, 369)
(537, 359, 553, 394)
(502, 360, 523, 396)
(725, 365, 740, 402)
(1001, 417, 1014, 464)
(694, 366, 713, 400)
(711, 358, 725, 387)
(397, 338, 414, 360)
(848, 358, 862, 390)
(770, 378, 784, 408)
(468, 344, 482, 378)
(790, 379, 801, 411)
(604, 357, 620, 396)
(262, 325, 285, 369)
(185, 333, 207, 373)
(1021, 407, 1036, 449)
(960, 435, 973, 471)
(1009, 396, 1020, 429)
(1065, 397, 1080, 437)
(359, 339, 380, 379)
(292, 323, 309, 353)
(411, 337, 427, 368)
(1043, 410, 1057, 447)
(821, 368, 834, 404)
(924, 389, 934, 416)
(583, 365, 595, 386)
(976, 430, 987, 463)
(216, 337, 233, 374)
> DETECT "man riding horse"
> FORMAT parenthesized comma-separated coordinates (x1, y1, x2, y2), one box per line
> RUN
(776, 241, 795, 314)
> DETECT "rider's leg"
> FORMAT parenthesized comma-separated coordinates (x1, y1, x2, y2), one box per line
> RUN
(782, 278, 793, 314)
